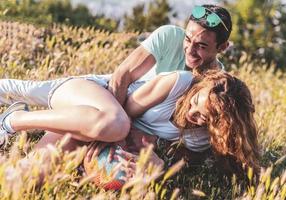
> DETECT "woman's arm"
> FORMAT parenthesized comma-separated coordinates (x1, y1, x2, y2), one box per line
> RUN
(108, 46, 156, 105)
(124, 72, 178, 118)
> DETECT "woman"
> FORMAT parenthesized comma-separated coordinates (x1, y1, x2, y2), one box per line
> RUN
(121, 69, 260, 175)
(0, 70, 260, 176)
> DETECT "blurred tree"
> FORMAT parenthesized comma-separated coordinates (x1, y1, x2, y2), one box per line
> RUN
(124, 4, 146, 32)
(124, 0, 172, 32)
(223, 0, 286, 70)
(0, 0, 118, 31)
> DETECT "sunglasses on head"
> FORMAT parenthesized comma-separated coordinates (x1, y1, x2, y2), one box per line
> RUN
(191, 6, 229, 32)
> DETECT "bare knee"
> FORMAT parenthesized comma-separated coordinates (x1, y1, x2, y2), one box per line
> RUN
(108, 111, 130, 141)
(87, 110, 130, 142)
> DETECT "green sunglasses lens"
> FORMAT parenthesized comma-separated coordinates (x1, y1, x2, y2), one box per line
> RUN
(206, 13, 221, 27)
(192, 6, 206, 19)
(191, 6, 229, 32)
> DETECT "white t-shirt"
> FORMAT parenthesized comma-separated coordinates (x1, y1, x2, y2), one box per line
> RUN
(129, 71, 210, 152)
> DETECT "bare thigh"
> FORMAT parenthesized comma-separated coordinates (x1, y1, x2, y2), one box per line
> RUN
(50, 79, 124, 114)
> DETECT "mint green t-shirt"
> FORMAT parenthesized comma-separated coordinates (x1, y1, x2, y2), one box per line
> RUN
(140, 25, 186, 81)
(140, 25, 224, 81)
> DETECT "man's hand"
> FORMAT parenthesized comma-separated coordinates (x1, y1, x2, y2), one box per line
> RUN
(108, 45, 156, 105)
(109, 147, 164, 182)
(83, 141, 116, 175)
(108, 71, 131, 106)
(85, 142, 110, 162)
(116, 145, 164, 167)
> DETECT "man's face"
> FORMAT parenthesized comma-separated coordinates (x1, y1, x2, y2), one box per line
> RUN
(183, 20, 219, 70)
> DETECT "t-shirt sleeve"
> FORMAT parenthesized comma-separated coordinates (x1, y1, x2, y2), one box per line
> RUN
(141, 25, 181, 63)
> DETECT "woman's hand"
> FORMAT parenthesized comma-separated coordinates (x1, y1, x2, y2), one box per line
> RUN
(85, 142, 110, 162)
(83, 141, 116, 175)
(84, 140, 126, 163)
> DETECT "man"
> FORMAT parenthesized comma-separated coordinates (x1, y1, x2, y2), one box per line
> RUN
(106, 4, 232, 164)
(109, 4, 232, 105)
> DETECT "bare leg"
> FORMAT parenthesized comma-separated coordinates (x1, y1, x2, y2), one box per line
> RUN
(18, 131, 87, 186)
(34, 131, 87, 152)
(9, 79, 130, 142)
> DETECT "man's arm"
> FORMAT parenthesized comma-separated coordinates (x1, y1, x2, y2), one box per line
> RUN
(108, 45, 156, 105)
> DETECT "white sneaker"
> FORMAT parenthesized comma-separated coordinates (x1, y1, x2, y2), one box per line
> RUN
(0, 102, 28, 148)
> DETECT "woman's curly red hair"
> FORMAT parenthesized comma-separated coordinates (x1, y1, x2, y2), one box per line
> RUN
(173, 70, 260, 175)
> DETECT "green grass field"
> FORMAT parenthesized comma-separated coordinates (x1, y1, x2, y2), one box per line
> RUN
(0, 21, 285, 199)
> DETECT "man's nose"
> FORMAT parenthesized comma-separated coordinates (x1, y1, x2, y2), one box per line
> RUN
(186, 43, 196, 55)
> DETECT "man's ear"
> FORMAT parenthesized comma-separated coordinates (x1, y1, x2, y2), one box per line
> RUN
(217, 41, 229, 53)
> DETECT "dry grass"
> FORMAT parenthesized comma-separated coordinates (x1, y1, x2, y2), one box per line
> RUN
(0, 21, 285, 199)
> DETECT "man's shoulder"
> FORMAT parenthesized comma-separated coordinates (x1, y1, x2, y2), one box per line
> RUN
(155, 25, 185, 36)
(157, 25, 184, 31)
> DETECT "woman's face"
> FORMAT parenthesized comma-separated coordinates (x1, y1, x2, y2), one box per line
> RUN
(186, 87, 210, 126)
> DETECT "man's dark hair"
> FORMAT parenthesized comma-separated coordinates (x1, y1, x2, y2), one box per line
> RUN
(189, 4, 232, 46)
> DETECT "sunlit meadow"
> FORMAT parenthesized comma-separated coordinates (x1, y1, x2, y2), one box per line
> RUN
(0, 21, 285, 199)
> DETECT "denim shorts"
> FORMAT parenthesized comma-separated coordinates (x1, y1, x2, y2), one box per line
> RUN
(0, 74, 112, 107)
(47, 74, 111, 108)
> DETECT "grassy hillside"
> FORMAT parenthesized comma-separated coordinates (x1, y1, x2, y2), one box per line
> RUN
(0, 21, 285, 199)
